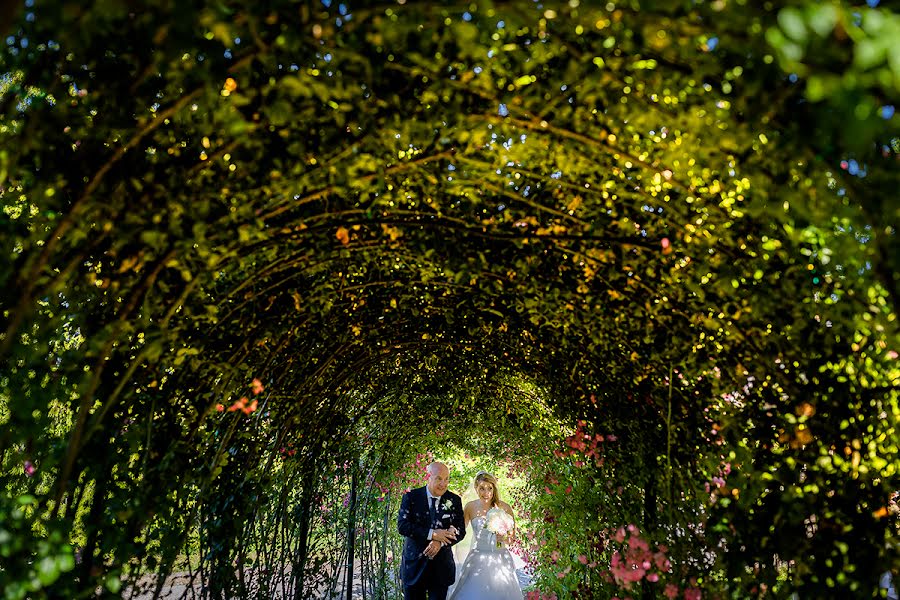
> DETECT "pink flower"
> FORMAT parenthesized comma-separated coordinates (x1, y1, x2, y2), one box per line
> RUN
(647, 573, 659, 582)
(251, 378, 264, 395)
(24, 461, 35, 477)
(628, 535, 649, 552)
(228, 396, 257, 414)
(578, 555, 588, 565)
(664, 584, 679, 599)
(684, 588, 701, 600)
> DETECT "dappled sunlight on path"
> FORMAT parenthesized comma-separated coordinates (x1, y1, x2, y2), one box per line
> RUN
(511, 549, 534, 590)
(131, 552, 534, 599)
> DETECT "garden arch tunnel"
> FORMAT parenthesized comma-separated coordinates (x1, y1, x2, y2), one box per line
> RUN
(1, 1, 897, 598)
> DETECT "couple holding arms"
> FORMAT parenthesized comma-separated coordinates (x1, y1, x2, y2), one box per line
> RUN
(397, 462, 523, 600)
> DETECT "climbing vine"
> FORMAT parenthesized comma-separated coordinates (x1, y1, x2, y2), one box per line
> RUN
(0, 1, 897, 598)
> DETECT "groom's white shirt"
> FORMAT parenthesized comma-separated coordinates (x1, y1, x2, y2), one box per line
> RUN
(426, 488, 443, 542)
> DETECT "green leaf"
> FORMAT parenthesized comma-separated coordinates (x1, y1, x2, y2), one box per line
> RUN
(280, 75, 311, 98)
(888, 44, 900, 77)
(854, 38, 886, 70)
(57, 552, 75, 574)
(805, 75, 835, 102)
(105, 574, 122, 593)
(452, 21, 478, 45)
(36, 557, 59, 586)
(806, 5, 838, 37)
(861, 8, 886, 34)
(778, 8, 808, 44)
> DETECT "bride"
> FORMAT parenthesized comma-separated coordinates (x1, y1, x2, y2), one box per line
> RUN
(448, 471, 523, 600)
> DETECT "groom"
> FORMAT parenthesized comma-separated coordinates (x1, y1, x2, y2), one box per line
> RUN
(397, 461, 466, 600)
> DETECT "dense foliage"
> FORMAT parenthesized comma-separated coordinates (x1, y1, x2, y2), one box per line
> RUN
(0, 1, 897, 598)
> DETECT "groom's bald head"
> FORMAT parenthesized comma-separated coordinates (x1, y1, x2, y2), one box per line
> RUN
(426, 462, 447, 476)
(426, 462, 450, 496)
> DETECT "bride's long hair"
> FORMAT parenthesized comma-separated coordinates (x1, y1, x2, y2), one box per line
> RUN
(475, 471, 501, 508)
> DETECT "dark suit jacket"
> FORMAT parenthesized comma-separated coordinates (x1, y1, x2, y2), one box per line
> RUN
(397, 486, 466, 587)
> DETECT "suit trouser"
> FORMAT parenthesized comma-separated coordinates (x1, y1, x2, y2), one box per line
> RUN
(403, 559, 451, 600)
(403, 579, 449, 600)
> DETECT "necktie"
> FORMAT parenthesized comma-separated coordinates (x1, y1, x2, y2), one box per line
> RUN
(430, 496, 438, 526)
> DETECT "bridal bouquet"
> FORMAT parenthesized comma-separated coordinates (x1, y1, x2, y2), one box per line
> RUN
(485, 507, 514, 548)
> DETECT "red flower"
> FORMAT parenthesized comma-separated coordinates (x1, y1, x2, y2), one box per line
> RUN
(228, 396, 258, 414)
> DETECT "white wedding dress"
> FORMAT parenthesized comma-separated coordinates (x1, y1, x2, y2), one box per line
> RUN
(448, 515, 523, 600)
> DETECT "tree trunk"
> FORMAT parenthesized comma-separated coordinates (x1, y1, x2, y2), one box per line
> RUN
(345, 469, 358, 599)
